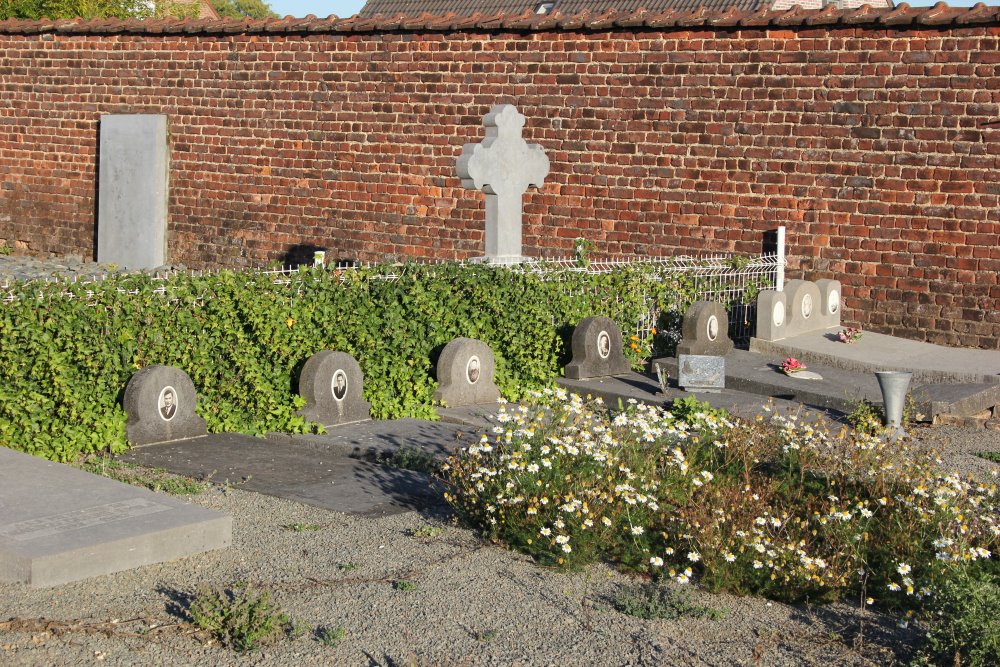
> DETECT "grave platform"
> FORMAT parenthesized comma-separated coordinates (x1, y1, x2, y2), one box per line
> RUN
(654, 349, 1000, 424)
(120, 420, 480, 517)
(556, 369, 841, 422)
(749, 329, 1000, 385)
(0, 447, 231, 588)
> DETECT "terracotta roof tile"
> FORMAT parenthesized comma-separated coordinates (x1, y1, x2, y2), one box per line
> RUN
(1, 5, 998, 35)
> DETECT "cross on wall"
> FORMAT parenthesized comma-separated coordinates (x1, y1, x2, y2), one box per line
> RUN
(456, 105, 550, 263)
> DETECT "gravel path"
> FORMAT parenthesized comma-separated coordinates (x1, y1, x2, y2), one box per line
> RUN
(3, 424, 996, 666)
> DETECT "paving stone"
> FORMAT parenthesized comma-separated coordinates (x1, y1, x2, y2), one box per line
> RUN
(0, 448, 231, 587)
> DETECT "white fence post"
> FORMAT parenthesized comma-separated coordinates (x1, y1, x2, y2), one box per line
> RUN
(776, 226, 786, 291)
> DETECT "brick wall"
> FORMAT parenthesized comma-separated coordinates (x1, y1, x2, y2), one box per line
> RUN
(0, 7, 998, 348)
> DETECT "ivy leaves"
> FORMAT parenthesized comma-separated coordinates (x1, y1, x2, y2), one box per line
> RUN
(0, 261, 760, 461)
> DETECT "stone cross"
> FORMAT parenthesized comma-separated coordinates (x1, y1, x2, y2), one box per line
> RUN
(457, 105, 550, 263)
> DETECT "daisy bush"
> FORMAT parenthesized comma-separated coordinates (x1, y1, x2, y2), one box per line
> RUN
(441, 390, 1000, 609)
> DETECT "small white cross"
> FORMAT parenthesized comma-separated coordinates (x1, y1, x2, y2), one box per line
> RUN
(457, 105, 550, 263)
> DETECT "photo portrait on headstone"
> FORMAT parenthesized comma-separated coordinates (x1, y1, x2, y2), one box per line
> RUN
(332, 370, 348, 401)
(158, 386, 177, 421)
(467, 356, 481, 384)
(597, 331, 611, 359)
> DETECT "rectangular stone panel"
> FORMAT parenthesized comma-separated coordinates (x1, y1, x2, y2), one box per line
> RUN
(97, 114, 168, 269)
(0, 447, 230, 587)
(678, 354, 725, 393)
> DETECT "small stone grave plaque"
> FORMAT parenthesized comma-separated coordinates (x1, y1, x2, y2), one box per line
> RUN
(565, 316, 631, 380)
(433, 338, 501, 407)
(298, 351, 371, 427)
(678, 354, 725, 393)
(124, 366, 207, 446)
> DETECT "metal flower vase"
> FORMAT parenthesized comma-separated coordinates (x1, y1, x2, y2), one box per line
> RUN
(875, 370, 912, 438)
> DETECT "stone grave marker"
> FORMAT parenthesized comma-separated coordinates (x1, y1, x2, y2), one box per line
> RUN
(433, 338, 501, 407)
(124, 366, 207, 446)
(298, 350, 371, 427)
(97, 114, 168, 269)
(677, 301, 732, 392)
(565, 316, 631, 379)
(0, 447, 231, 587)
(754, 279, 842, 341)
(457, 104, 550, 263)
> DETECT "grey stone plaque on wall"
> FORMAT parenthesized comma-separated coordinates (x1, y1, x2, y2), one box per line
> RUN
(97, 114, 168, 269)
(677, 354, 725, 393)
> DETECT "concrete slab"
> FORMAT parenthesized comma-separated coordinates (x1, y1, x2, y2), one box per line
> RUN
(120, 420, 481, 517)
(0, 447, 231, 588)
(750, 330, 1000, 385)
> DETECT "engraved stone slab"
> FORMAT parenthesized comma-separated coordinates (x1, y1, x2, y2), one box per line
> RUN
(124, 366, 207, 446)
(565, 316, 632, 380)
(0, 447, 231, 587)
(457, 104, 550, 263)
(433, 338, 501, 407)
(678, 354, 725, 393)
(97, 114, 168, 269)
(298, 350, 371, 427)
(677, 301, 734, 357)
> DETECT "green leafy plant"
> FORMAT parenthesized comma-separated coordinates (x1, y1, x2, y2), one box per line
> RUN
(846, 395, 921, 436)
(78, 457, 205, 495)
(977, 451, 1000, 464)
(666, 396, 731, 426)
(612, 582, 724, 620)
(379, 445, 439, 475)
(0, 242, 11, 256)
(409, 524, 443, 538)
(394, 580, 419, 592)
(338, 562, 359, 572)
(0, 261, 770, 462)
(315, 625, 346, 647)
(187, 582, 295, 653)
(911, 561, 1000, 667)
(284, 522, 322, 532)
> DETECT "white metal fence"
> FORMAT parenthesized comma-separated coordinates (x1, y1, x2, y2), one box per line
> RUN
(1, 251, 782, 346)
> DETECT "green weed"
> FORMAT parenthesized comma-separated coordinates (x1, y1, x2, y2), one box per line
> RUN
(380, 445, 439, 475)
(187, 582, 295, 653)
(315, 625, 346, 647)
(78, 457, 205, 495)
(612, 582, 724, 621)
(284, 522, 322, 532)
(409, 525, 443, 538)
(394, 580, 419, 592)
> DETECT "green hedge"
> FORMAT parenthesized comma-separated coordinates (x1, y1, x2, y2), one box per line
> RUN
(0, 262, 755, 462)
